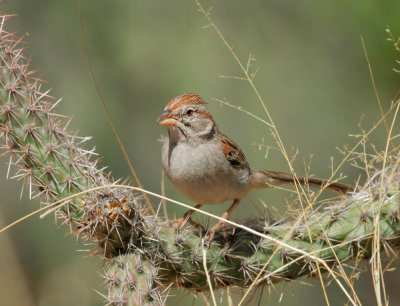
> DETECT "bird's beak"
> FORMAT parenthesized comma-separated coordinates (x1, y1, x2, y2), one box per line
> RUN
(157, 109, 177, 126)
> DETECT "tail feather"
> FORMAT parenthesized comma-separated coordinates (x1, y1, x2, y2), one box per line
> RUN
(251, 169, 354, 195)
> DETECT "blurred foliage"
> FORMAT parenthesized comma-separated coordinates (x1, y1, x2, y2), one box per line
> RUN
(0, 0, 399, 305)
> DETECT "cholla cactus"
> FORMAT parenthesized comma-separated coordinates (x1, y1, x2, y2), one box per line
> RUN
(0, 13, 162, 303)
(1, 12, 400, 306)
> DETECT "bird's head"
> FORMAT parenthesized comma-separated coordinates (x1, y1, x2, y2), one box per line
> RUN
(157, 93, 216, 141)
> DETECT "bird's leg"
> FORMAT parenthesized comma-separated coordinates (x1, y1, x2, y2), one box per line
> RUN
(173, 204, 204, 229)
(209, 199, 240, 241)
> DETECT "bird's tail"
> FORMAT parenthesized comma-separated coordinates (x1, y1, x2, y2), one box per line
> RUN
(250, 169, 354, 195)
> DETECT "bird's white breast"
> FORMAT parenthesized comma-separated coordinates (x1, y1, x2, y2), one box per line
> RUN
(162, 138, 250, 204)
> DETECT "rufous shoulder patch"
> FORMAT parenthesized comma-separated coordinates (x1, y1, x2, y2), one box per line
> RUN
(220, 134, 249, 169)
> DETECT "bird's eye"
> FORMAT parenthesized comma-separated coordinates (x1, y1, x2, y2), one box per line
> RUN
(185, 109, 194, 116)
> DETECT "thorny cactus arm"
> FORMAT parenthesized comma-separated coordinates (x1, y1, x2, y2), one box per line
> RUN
(0, 14, 161, 304)
(106, 175, 400, 302)
(1, 13, 400, 306)
(0, 16, 146, 257)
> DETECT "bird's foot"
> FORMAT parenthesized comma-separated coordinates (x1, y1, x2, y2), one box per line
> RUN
(208, 218, 228, 242)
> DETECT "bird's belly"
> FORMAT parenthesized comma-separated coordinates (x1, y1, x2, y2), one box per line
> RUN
(163, 142, 249, 204)
(172, 173, 241, 204)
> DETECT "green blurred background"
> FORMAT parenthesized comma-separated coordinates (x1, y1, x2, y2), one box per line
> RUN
(0, 0, 399, 305)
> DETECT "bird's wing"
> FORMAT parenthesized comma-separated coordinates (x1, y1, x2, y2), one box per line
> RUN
(220, 134, 249, 169)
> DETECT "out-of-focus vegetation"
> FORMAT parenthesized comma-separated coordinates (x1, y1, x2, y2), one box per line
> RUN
(0, 1, 399, 305)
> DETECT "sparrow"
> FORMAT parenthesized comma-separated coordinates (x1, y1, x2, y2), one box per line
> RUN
(157, 93, 353, 240)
